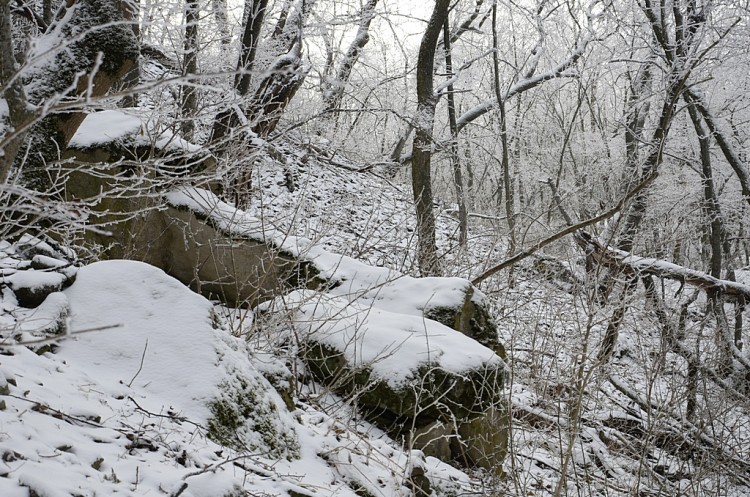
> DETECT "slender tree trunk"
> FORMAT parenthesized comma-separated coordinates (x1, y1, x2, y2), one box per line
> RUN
(443, 18, 467, 247)
(180, 0, 199, 141)
(213, 0, 231, 52)
(685, 87, 750, 209)
(210, 0, 270, 146)
(410, 0, 450, 276)
(322, 0, 378, 113)
(235, 0, 270, 97)
(491, 2, 515, 258)
(687, 102, 726, 279)
(599, 1, 701, 363)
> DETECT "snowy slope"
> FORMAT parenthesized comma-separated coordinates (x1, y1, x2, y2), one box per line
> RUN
(221, 149, 750, 497)
(0, 246, 484, 497)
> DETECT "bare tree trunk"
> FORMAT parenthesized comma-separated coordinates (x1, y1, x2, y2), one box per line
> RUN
(322, 0, 378, 113)
(411, 0, 450, 276)
(180, 0, 199, 141)
(212, 0, 231, 52)
(491, 2, 516, 262)
(685, 87, 750, 209)
(42, 0, 53, 25)
(248, 0, 316, 137)
(623, 64, 652, 186)
(209, 0, 270, 146)
(211, 0, 313, 143)
(687, 101, 727, 279)
(598, 1, 705, 363)
(443, 18, 467, 247)
(235, 0, 270, 97)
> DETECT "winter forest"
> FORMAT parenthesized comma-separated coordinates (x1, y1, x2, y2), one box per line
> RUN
(2, 0, 750, 495)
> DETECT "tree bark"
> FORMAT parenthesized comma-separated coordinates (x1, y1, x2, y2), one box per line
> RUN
(212, 0, 231, 52)
(443, 18, 467, 247)
(411, 0, 450, 276)
(491, 1, 515, 257)
(322, 0, 378, 113)
(180, 0, 200, 140)
(574, 230, 750, 303)
(235, 0, 270, 97)
(686, 101, 727, 280)
(684, 87, 750, 209)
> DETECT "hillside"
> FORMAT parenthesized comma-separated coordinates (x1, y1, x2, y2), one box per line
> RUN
(2, 147, 750, 497)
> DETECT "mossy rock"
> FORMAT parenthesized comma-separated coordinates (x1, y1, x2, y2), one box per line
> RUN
(207, 373, 299, 460)
(302, 341, 503, 433)
(455, 406, 509, 475)
(424, 285, 505, 359)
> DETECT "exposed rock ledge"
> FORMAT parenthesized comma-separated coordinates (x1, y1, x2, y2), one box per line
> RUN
(53, 114, 509, 472)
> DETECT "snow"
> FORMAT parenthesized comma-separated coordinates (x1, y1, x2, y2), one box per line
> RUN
(69, 109, 202, 153)
(285, 290, 501, 389)
(166, 187, 267, 241)
(1, 252, 484, 497)
(5, 112, 750, 496)
(58, 260, 222, 420)
(14, 291, 69, 334)
(6, 269, 67, 292)
(0, 97, 8, 138)
(166, 186, 490, 321)
(167, 185, 504, 391)
(69, 109, 143, 147)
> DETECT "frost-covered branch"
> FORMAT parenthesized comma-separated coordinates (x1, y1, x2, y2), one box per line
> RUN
(575, 230, 750, 302)
(455, 35, 591, 133)
(322, 0, 379, 112)
(684, 87, 750, 208)
(472, 170, 658, 285)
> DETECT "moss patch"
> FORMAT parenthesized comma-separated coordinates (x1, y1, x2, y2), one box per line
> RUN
(207, 374, 299, 460)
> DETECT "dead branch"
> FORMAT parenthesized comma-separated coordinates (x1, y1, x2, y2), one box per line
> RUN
(574, 231, 750, 302)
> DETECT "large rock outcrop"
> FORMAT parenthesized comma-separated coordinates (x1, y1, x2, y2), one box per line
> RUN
(53, 115, 509, 472)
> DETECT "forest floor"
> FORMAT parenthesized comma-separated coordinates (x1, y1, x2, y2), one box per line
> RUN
(243, 145, 750, 496)
(1, 137, 750, 497)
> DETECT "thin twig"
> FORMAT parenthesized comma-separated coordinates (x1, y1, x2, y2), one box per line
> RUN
(128, 339, 149, 388)
(1, 323, 124, 347)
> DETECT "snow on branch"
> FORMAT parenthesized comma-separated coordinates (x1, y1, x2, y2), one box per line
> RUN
(455, 35, 591, 133)
(575, 230, 750, 302)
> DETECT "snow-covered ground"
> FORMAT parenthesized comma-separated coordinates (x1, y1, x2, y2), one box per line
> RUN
(3, 129, 750, 497)
(0, 246, 485, 497)
(228, 150, 750, 496)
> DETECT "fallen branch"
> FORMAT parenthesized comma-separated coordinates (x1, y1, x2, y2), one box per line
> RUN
(574, 231, 750, 302)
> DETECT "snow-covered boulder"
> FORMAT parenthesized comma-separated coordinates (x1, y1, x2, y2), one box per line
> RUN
(162, 188, 504, 355)
(1, 238, 77, 304)
(0, 258, 494, 497)
(154, 188, 508, 471)
(294, 292, 504, 424)
(308, 246, 505, 356)
(262, 288, 507, 471)
(58, 260, 299, 459)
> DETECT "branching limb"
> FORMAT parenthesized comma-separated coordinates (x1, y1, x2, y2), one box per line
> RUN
(472, 171, 658, 285)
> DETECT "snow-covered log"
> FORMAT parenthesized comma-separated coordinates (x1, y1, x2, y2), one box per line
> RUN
(575, 230, 750, 302)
